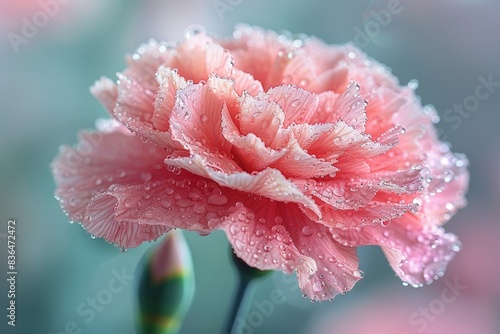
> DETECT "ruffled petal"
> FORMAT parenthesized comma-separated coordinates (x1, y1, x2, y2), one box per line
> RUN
(151, 66, 188, 131)
(88, 171, 246, 240)
(172, 33, 233, 83)
(307, 168, 423, 210)
(283, 213, 362, 301)
(266, 85, 319, 127)
(331, 81, 367, 132)
(123, 40, 176, 91)
(114, 71, 185, 151)
(221, 105, 287, 171)
(309, 66, 349, 94)
(231, 68, 264, 96)
(271, 138, 338, 178)
(220, 199, 362, 301)
(418, 146, 469, 226)
(332, 223, 462, 286)
(83, 192, 171, 248)
(169, 84, 241, 175)
(51, 125, 169, 225)
(317, 200, 413, 230)
(90, 77, 118, 116)
(166, 155, 320, 216)
(221, 200, 308, 273)
(237, 91, 285, 147)
(220, 25, 295, 90)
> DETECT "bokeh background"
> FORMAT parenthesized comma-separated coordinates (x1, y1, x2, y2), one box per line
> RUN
(1, 0, 499, 333)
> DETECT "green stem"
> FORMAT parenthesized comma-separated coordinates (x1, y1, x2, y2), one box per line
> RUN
(224, 250, 271, 334)
(224, 274, 252, 334)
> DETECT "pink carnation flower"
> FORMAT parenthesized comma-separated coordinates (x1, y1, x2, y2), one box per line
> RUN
(52, 26, 469, 301)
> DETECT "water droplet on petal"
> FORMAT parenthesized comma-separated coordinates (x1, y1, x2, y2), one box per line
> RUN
(291, 99, 301, 108)
(353, 270, 364, 278)
(161, 199, 172, 209)
(235, 239, 244, 251)
(176, 199, 193, 208)
(408, 79, 419, 89)
(312, 281, 325, 292)
(193, 204, 206, 215)
(255, 229, 266, 237)
(207, 194, 229, 206)
(140, 172, 152, 182)
(229, 224, 240, 235)
(301, 225, 313, 237)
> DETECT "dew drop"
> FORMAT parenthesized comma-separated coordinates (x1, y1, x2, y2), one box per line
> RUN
(69, 197, 80, 206)
(312, 281, 325, 292)
(176, 199, 193, 208)
(235, 239, 244, 251)
(353, 270, 364, 278)
(255, 229, 266, 237)
(196, 180, 207, 189)
(380, 220, 390, 227)
(452, 241, 462, 252)
(408, 79, 419, 90)
(291, 99, 301, 108)
(229, 224, 240, 235)
(301, 225, 314, 237)
(207, 194, 229, 206)
(161, 199, 172, 209)
(124, 198, 135, 208)
(193, 204, 206, 215)
(140, 172, 152, 182)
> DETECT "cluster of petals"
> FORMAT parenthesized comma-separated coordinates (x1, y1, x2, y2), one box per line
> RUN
(52, 25, 469, 301)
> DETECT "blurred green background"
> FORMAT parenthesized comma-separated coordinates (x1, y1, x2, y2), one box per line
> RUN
(1, 0, 499, 333)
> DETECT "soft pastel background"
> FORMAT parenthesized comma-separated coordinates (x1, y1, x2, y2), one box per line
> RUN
(1, 0, 499, 333)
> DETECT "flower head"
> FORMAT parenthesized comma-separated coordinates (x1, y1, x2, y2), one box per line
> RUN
(52, 25, 469, 301)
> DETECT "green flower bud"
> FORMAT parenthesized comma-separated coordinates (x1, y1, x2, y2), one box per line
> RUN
(136, 231, 195, 334)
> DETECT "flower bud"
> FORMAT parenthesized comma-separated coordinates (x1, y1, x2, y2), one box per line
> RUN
(136, 231, 195, 334)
